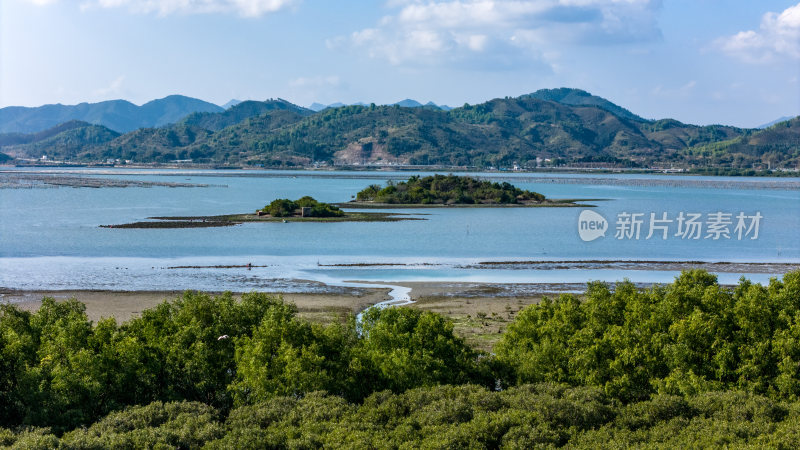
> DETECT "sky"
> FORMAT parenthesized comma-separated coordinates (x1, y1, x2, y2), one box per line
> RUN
(1, 0, 799, 128)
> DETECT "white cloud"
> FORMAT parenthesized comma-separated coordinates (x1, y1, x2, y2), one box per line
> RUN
(92, 75, 125, 98)
(289, 75, 341, 88)
(716, 2, 800, 63)
(340, 0, 662, 66)
(74, 0, 298, 17)
(651, 79, 696, 98)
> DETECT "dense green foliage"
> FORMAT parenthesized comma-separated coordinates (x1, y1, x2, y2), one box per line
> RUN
(355, 174, 546, 204)
(1, 270, 799, 447)
(7, 91, 793, 170)
(0, 292, 483, 432)
(262, 196, 344, 217)
(0, 292, 283, 431)
(496, 270, 800, 402)
(3, 386, 800, 448)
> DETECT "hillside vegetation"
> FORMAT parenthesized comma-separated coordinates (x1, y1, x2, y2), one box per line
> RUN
(523, 87, 646, 122)
(1, 270, 799, 447)
(685, 117, 800, 169)
(0, 122, 121, 160)
(179, 99, 313, 131)
(1, 89, 797, 170)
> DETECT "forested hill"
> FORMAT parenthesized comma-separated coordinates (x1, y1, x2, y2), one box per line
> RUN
(0, 120, 121, 160)
(179, 99, 314, 131)
(523, 88, 646, 122)
(0, 120, 98, 147)
(2, 90, 798, 170)
(686, 116, 800, 169)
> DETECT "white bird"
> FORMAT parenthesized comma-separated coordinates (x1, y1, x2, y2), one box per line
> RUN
(217, 335, 229, 340)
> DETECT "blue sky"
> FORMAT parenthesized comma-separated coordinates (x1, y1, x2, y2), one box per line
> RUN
(1, 0, 798, 127)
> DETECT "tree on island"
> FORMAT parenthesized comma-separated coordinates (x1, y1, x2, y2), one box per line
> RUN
(262, 196, 344, 218)
(355, 174, 546, 204)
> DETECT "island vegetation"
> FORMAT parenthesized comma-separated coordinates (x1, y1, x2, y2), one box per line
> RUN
(100, 182, 580, 229)
(261, 196, 344, 217)
(348, 174, 578, 207)
(1, 270, 799, 447)
(100, 196, 417, 228)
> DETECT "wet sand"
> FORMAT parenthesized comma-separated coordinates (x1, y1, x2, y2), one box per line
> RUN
(461, 260, 800, 274)
(1, 283, 545, 352)
(1, 288, 392, 324)
(405, 286, 546, 351)
(413, 295, 543, 352)
(4, 274, 792, 352)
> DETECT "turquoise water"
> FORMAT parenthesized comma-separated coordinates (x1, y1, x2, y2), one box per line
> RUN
(1, 168, 798, 291)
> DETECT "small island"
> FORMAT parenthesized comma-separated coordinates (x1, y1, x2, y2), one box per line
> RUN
(260, 196, 344, 218)
(101, 196, 419, 228)
(101, 176, 587, 228)
(340, 174, 586, 208)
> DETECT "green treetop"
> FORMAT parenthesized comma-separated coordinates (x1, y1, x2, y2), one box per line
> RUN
(355, 174, 546, 204)
(262, 196, 344, 218)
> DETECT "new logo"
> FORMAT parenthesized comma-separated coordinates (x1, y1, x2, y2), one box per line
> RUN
(578, 210, 607, 242)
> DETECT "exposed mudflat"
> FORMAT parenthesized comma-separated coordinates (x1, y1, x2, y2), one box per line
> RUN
(1, 287, 391, 324)
(460, 260, 800, 274)
(100, 211, 423, 228)
(0, 172, 224, 189)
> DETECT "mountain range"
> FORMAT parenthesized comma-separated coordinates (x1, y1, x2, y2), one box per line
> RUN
(1, 89, 797, 170)
(179, 99, 313, 131)
(0, 95, 223, 134)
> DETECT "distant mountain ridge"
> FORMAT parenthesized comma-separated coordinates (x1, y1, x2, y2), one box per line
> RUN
(3, 89, 797, 170)
(0, 95, 223, 134)
(180, 99, 313, 131)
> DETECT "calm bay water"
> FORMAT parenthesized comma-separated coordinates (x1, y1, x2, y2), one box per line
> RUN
(1, 168, 798, 291)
